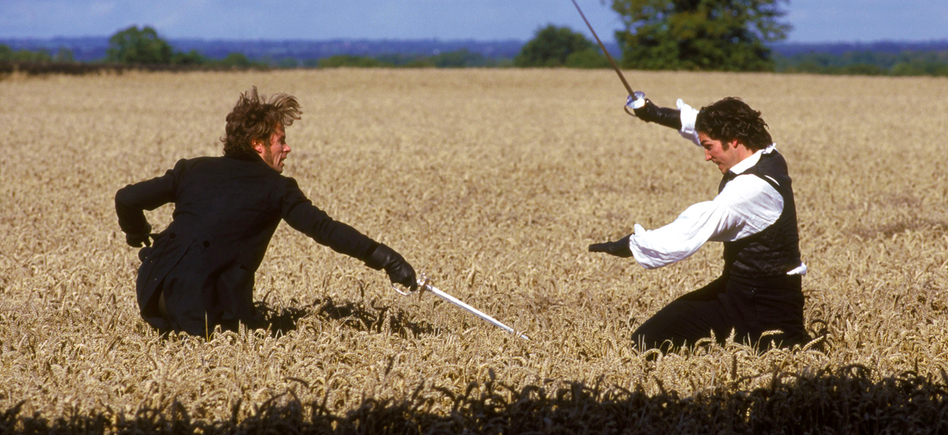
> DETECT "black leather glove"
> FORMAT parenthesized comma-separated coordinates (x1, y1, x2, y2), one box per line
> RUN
(627, 95, 683, 130)
(125, 223, 152, 248)
(366, 243, 418, 290)
(588, 234, 633, 258)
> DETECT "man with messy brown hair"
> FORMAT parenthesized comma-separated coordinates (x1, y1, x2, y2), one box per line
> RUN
(116, 87, 417, 336)
(590, 95, 810, 352)
(221, 87, 302, 160)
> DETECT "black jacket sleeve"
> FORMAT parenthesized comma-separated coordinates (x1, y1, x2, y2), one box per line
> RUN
(279, 178, 379, 262)
(634, 99, 682, 130)
(115, 159, 184, 236)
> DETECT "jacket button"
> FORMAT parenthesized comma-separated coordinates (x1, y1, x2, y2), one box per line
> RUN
(203, 241, 210, 248)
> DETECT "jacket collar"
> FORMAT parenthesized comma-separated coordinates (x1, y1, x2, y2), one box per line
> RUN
(226, 152, 270, 167)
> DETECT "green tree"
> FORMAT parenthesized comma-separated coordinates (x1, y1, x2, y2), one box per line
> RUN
(216, 53, 262, 69)
(0, 44, 53, 62)
(106, 25, 173, 64)
(515, 25, 603, 67)
(171, 50, 206, 66)
(611, 0, 791, 71)
(565, 48, 612, 69)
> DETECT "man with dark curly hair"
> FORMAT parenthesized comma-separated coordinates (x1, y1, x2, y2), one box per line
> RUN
(589, 95, 811, 352)
(115, 87, 417, 336)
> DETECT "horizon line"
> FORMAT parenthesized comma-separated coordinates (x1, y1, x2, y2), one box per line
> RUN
(2, 35, 948, 46)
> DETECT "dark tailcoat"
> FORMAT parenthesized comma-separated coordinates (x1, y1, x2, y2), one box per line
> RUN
(115, 154, 378, 335)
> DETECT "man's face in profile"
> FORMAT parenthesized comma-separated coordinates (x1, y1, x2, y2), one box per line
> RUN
(256, 124, 290, 173)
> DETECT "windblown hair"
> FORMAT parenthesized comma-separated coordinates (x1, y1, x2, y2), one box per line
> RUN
(221, 87, 302, 157)
(695, 97, 772, 151)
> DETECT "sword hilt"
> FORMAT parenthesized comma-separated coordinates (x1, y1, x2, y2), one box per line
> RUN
(391, 272, 430, 296)
(624, 91, 647, 117)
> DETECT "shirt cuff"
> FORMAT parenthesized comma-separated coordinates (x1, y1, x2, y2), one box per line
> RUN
(676, 99, 700, 146)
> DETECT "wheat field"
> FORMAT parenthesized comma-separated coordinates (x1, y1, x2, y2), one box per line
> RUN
(1, 68, 947, 433)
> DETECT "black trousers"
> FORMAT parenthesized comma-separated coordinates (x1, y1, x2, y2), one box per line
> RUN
(631, 273, 810, 352)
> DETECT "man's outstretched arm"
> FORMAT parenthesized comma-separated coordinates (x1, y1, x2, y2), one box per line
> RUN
(280, 178, 417, 290)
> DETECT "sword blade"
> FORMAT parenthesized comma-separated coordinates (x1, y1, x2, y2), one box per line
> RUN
(424, 283, 530, 340)
(571, 0, 637, 100)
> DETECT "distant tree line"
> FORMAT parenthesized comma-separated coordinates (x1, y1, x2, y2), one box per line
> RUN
(0, 26, 269, 74)
(774, 50, 948, 76)
(0, 44, 74, 63)
(306, 49, 509, 68)
(3, 20, 947, 77)
(101, 26, 269, 69)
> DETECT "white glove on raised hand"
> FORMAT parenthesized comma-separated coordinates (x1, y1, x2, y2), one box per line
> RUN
(625, 91, 647, 110)
(626, 92, 682, 131)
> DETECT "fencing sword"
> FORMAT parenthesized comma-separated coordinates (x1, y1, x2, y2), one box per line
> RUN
(570, 0, 644, 116)
(393, 273, 530, 340)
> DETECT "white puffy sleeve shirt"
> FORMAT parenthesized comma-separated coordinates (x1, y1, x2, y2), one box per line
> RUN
(627, 105, 806, 275)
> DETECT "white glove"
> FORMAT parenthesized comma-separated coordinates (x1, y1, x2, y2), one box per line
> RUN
(625, 91, 647, 110)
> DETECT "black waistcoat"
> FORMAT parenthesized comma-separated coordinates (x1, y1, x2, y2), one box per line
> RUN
(719, 150, 801, 278)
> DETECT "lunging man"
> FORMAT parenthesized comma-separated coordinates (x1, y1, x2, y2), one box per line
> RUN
(590, 95, 811, 351)
(116, 87, 417, 336)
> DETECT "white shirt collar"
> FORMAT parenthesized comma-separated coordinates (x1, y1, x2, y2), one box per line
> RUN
(729, 143, 776, 175)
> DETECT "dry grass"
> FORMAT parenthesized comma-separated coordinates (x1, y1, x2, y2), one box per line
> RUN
(1, 68, 947, 433)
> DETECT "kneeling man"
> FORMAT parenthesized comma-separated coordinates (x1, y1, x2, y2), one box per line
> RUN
(116, 87, 417, 336)
(590, 96, 811, 351)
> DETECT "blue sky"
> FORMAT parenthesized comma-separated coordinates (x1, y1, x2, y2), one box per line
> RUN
(1, 0, 945, 43)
